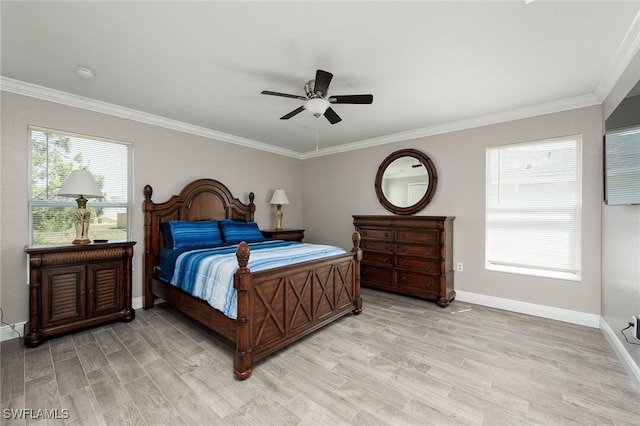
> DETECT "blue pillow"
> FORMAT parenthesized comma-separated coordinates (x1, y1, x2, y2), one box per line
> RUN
(169, 220, 223, 249)
(220, 220, 265, 243)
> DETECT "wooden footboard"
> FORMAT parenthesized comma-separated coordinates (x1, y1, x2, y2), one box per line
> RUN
(234, 232, 362, 379)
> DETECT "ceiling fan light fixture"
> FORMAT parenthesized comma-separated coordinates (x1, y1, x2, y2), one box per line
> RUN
(304, 98, 330, 117)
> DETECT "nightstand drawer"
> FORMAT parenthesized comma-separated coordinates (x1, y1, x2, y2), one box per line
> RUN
(261, 229, 305, 242)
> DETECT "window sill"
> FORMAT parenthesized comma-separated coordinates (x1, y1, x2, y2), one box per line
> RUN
(485, 264, 581, 282)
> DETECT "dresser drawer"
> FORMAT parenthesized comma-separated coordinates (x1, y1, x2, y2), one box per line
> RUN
(361, 240, 394, 253)
(396, 229, 439, 244)
(396, 271, 438, 294)
(362, 251, 393, 266)
(359, 228, 393, 240)
(396, 256, 441, 274)
(396, 243, 439, 258)
(361, 264, 393, 284)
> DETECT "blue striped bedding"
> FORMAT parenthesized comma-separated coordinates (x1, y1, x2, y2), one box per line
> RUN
(158, 240, 347, 319)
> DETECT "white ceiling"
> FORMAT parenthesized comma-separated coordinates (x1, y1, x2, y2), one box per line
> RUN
(2, 1, 640, 158)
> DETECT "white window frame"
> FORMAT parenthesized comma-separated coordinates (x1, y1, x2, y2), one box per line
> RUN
(485, 135, 582, 281)
(28, 126, 133, 245)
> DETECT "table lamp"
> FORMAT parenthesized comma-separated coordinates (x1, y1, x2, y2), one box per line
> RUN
(58, 170, 103, 244)
(269, 188, 289, 230)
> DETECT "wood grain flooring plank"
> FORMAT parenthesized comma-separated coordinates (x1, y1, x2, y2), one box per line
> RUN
(104, 349, 145, 385)
(53, 356, 88, 397)
(101, 401, 146, 426)
(0, 396, 26, 426)
(93, 329, 125, 355)
(75, 342, 109, 374)
(181, 367, 244, 418)
(1, 364, 25, 403)
(141, 358, 192, 401)
(24, 373, 60, 415)
(24, 345, 54, 383)
(59, 385, 105, 426)
(125, 376, 183, 426)
(169, 390, 223, 425)
(49, 335, 76, 362)
(86, 365, 132, 412)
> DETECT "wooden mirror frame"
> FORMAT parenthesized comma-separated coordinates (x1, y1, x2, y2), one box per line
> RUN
(375, 148, 438, 215)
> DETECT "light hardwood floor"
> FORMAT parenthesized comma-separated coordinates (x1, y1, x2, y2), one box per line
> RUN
(2, 288, 639, 425)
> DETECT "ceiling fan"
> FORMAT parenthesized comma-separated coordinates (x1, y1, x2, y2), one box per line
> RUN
(261, 69, 373, 124)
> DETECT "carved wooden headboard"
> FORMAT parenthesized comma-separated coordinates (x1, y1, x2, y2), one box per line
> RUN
(142, 178, 255, 296)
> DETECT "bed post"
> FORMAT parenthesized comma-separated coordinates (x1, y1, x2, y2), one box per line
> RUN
(352, 231, 363, 315)
(143, 184, 155, 309)
(233, 241, 253, 380)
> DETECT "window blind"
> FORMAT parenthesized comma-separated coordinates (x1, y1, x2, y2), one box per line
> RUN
(29, 127, 133, 245)
(604, 126, 640, 205)
(485, 135, 582, 280)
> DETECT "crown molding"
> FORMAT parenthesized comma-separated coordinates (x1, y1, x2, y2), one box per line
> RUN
(303, 93, 601, 159)
(2, 76, 601, 161)
(0, 77, 304, 160)
(594, 8, 640, 102)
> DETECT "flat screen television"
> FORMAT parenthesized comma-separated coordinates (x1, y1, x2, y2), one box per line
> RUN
(604, 126, 640, 205)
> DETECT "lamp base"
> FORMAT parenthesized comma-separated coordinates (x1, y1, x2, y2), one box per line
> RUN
(274, 205, 283, 230)
(72, 203, 92, 245)
(72, 237, 91, 245)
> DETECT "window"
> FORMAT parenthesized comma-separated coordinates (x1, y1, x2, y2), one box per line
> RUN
(604, 126, 640, 205)
(486, 135, 582, 280)
(29, 127, 133, 245)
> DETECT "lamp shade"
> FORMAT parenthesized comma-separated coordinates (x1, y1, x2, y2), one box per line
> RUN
(270, 188, 289, 205)
(58, 170, 103, 198)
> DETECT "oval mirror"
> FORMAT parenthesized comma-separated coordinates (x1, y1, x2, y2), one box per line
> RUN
(375, 149, 438, 215)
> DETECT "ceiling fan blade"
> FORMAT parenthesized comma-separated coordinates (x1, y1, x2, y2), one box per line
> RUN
(262, 90, 307, 100)
(280, 106, 305, 120)
(314, 69, 333, 97)
(324, 107, 342, 124)
(329, 94, 374, 104)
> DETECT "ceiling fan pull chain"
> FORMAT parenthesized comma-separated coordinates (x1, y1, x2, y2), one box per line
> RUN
(315, 116, 319, 151)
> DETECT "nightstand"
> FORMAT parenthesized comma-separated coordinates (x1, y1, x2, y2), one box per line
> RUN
(24, 241, 136, 347)
(261, 228, 305, 242)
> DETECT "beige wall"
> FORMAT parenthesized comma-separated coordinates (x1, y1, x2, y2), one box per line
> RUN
(303, 105, 604, 315)
(0, 92, 303, 324)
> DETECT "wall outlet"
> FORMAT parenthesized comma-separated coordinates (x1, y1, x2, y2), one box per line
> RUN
(456, 262, 463, 272)
(634, 315, 640, 340)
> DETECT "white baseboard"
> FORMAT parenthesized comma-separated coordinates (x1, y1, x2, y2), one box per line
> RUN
(600, 318, 640, 387)
(0, 322, 25, 342)
(132, 296, 144, 310)
(455, 290, 601, 328)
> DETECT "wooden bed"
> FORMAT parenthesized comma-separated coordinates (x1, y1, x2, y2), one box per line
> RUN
(143, 178, 362, 380)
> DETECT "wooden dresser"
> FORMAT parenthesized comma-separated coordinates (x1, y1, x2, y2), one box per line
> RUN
(24, 241, 136, 347)
(353, 216, 454, 307)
